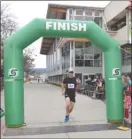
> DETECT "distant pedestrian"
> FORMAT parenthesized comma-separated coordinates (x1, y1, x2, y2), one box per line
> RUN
(38, 77, 40, 83)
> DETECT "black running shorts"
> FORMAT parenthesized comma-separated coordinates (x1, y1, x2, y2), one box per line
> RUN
(65, 93, 75, 103)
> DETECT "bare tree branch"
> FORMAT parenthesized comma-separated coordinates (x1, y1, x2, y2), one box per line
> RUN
(23, 48, 36, 73)
(1, 3, 18, 64)
(1, 3, 35, 75)
(1, 3, 18, 41)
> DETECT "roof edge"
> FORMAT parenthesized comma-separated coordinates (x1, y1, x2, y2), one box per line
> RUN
(104, 1, 112, 9)
(46, 4, 50, 18)
(47, 3, 105, 11)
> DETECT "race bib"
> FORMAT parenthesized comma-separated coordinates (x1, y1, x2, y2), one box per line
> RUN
(68, 84, 75, 89)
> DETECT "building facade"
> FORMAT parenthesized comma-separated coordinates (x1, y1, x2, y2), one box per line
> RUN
(104, 1, 132, 74)
(40, 1, 131, 84)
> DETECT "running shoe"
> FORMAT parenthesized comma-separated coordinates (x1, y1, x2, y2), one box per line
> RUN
(64, 115, 69, 122)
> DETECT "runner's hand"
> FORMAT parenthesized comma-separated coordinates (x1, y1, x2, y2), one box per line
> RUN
(62, 91, 64, 95)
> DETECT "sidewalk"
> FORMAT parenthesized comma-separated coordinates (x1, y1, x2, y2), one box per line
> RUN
(1, 83, 131, 138)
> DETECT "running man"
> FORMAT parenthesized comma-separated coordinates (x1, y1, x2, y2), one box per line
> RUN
(61, 68, 78, 122)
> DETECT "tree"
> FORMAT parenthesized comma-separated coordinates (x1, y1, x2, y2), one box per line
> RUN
(1, 3, 35, 75)
(1, 3, 18, 44)
(1, 3, 18, 65)
(23, 48, 35, 74)
(1, 4, 17, 37)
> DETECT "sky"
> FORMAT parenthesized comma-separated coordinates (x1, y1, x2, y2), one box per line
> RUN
(1, 1, 110, 68)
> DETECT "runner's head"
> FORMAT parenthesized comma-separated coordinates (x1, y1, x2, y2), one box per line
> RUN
(68, 68, 74, 78)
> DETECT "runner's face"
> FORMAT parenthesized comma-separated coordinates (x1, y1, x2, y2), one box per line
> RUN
(68, 71, 73, 78)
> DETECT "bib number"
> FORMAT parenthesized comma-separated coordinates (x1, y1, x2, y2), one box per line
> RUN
(68, 84, 75, 89)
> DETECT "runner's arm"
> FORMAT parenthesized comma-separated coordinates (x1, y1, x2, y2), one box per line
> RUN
(76, 78, 81, 84)
(75, 78, 79, 95)
(61, 79, 66, 95)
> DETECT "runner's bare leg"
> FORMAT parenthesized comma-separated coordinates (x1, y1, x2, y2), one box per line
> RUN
(69, 102, 74, 114)
(65, 97, 70, 116)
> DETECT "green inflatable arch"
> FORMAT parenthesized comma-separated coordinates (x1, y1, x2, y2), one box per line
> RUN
(4, 19, 123, 127)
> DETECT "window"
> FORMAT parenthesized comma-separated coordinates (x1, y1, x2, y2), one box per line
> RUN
(75, 60, 84, 67)
(84, 75, 88, 79)
(84, 16, 93, 21)
(75, 42, 102, 67)
(84, 10, 93, 21)
(85, 42, 92, 47)
(111, 16, 126, 31)
(63, 42, 70, 56)
(84, 42, 93, 54)
(121, 46, 132, 66)
(75, 42, 84, 60)
(94, 46, 101, 55)
(75, 48, 84, 59)
(69, 9, 72, 14)
(75, 42, 84, 67)
(85, 10, 92, 16)
(94, 17, 102, 27)
(84, 43, 94, 67)
(75, 9, 83, 15)
(74, 16, 85, 20)
(84, 54, 93, 60)
(94, 53, 101, 59)
(94, 11, 100, 16)
(85, 60, 93, 67)
(94, 60, 102, 67)
(74, 9, 84, 20)
(75, 42, 84, 48)
(62, 42, 70, 70)
(93, 45, 102, 67)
